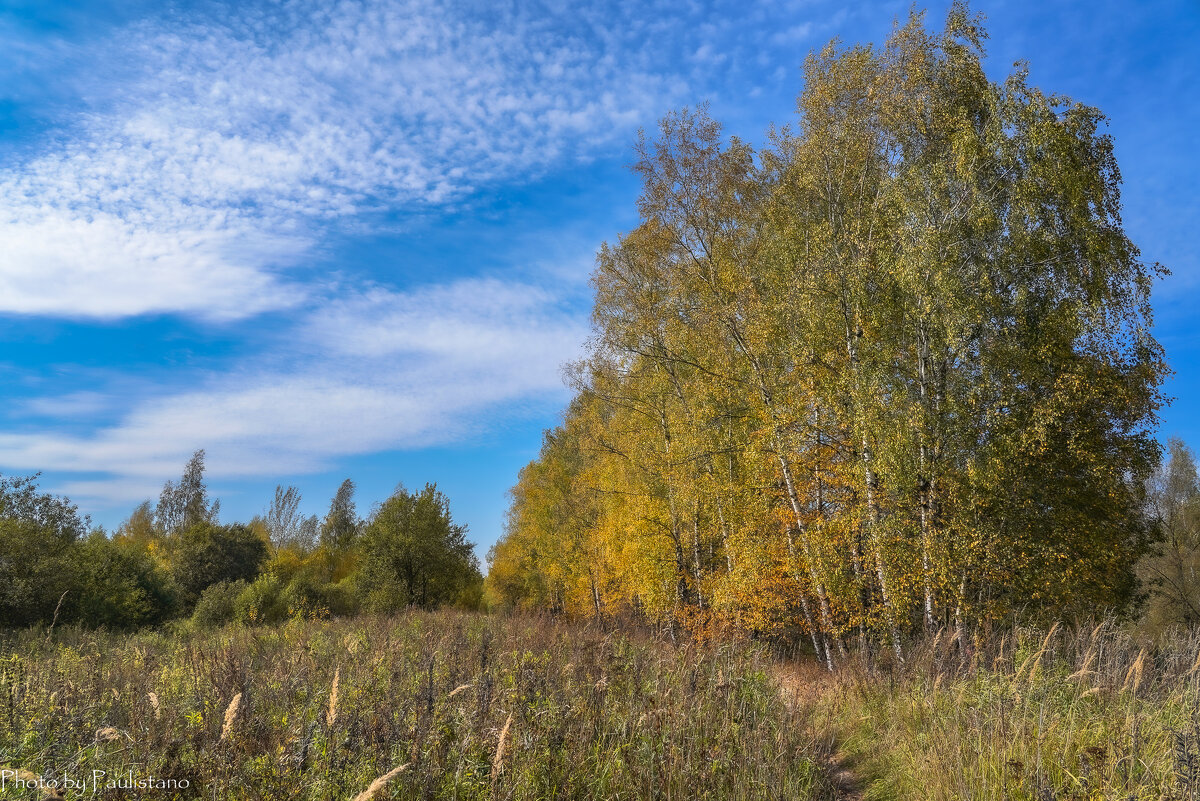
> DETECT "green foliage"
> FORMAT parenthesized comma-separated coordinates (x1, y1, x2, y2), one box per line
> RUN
(192, 560, 359, 628)
(71, 533, 177, 628)
(191, 579, 248, 628)
(0, 455, 482, 631)
(358, 484, 482, 611)
(233, 573, 287, 624)
(0, 473, 88, 627)
(320, 478, 360, 553)
(171, 522, 268, 607)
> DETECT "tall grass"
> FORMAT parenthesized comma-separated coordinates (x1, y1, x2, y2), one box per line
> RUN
(798, 622, 1200, 800)
(0, 612, 830, 800)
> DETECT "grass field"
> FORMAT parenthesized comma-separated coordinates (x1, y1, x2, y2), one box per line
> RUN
(5, 614, 1198, 800)
(787, 623, 1200, 800)
(0, 613, 830, 800)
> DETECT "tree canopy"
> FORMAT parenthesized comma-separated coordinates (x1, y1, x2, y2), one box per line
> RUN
(0, 473, 88, 627)
(487, 4, 1167, 663)
(359, 483, 481, 611)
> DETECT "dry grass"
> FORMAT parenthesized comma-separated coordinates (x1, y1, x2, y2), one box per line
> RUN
(219, 691, 242, 742)
(491, 712, 513, 781)
(350, 762, 410, 801)
(326, 667, 341, 729)
(0, 611, 831, 800)
(789, 621, 1200, 800)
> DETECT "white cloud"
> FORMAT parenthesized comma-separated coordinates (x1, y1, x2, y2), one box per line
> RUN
(0, 0, 838, 511)
(0, 211, 307, 319)
(771, 22, 813, 44)
(0, 0, 688, 320)
(0, 276, 588, 502)
(0, 0, 835, 322)
(21, 392, 116, 419)
(309, 279, 581, 363)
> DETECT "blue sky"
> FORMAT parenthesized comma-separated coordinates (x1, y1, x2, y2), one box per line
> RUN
(0, 0, 1196, 557)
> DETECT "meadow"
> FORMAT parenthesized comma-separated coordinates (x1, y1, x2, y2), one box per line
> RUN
(787, 623, 1200, 800)
(0, 613, 830, 800)
(4, 612, 1199, 800)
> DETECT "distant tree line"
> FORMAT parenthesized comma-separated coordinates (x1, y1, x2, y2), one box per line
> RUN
(0, 450, 482, 630)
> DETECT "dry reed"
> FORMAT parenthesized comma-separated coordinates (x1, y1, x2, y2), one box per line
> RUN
(95, 727, 123, 743)
(350, 762, 410, 801)
(492, 712, 514, 780)
(327, 667, 340, 729)
(220, 692, 242, 741)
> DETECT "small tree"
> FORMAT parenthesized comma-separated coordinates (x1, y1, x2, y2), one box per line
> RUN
(262, 485, 318, 551)
(1139, 438, 1200, 630)
(156, 449, 220, 536)
(357, 483, 480, 611)
(116, 500, 158, 546)
(320, 479, 360, 552)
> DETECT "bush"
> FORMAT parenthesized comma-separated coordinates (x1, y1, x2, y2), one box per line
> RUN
(171, 522, 268, 607)
(234, 574, 286, 625)
(191, 580, 247, 628)
(72, 534, 177, 628)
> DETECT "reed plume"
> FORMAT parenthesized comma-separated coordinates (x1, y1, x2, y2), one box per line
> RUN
(327, 667, 340, 729)
(220, 692, 242, 741)
(95, 726, 124, 743)
(492, 712, 514, 781)
(350, 762, 410, 801)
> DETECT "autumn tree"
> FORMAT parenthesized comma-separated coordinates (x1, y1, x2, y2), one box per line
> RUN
(1139, 438, 1200, 629)
(492, 3, 1166, 661)
(320, 479, 360, 552)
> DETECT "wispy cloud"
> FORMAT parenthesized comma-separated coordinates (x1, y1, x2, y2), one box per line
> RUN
(0, 0, 837, 321)
(0, 0, 698, 320)
(0, 276, 588, 502)
(0, 0, 838, 513)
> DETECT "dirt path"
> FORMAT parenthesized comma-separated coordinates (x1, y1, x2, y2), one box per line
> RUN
(771, 661, 865, 801)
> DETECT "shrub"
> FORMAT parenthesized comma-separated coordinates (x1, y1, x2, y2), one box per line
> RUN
(234, 573, 286, 624)
(171, 522, 268, 607)
(72, 534, 177, 628)
(191, 580, 248, 628)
